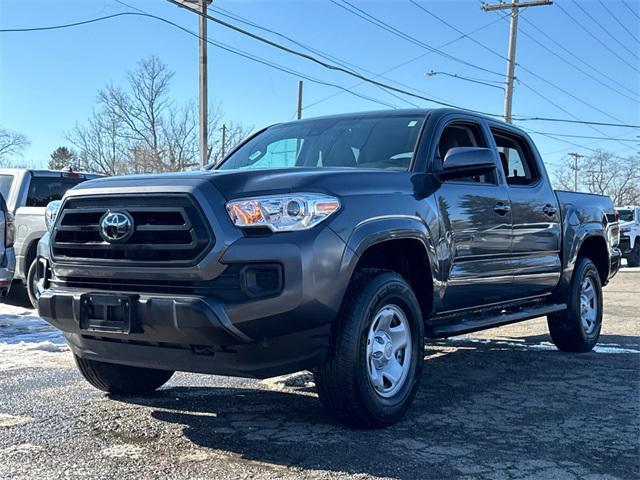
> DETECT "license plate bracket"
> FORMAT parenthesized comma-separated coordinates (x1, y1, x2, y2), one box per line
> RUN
(79, 294, 137, 334)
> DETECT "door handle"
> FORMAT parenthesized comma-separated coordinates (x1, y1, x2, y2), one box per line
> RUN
(543, 204, 557, 216)
(493, 202, 511, 216)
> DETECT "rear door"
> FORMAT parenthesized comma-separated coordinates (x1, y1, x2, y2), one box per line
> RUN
(488, 127, 562, 298)
(432, 116, 514, 311)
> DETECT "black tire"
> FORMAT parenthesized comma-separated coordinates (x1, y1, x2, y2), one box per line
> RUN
(627, 240, 640, 267)
(74, 355, 174, 395)
(26, 259, 42, 309)
(547, 257, 603, 353)
(314, 269, 425, 428)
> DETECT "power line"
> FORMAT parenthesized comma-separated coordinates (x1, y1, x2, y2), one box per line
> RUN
(411, 0, 638, 147)
(622, 0, 640, 20)
(525, 132, 638, 142)
(0, 11, 150, 32)
(304, 12, 509, 111)
(424, 70, 504, 90)
(330, 0, 505, 77)
(518, 15, 638, 99)
(571, 0, 639, 61)
(3, 5, 639, 130)
(597, 0, 639, 44)
(474, 0, 635, 126)
(556, 1, 640, 73)
(206, 4, 420, 108)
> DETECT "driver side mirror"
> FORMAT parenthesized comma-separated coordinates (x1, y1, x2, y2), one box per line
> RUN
(439, 147, 496, 181)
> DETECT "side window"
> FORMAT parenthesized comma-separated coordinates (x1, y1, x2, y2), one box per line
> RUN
(437, 122, 494, 184)
(491, 130, 540, 186)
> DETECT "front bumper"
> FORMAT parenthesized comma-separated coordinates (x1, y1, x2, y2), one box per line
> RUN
(39, 287, 331, 378)
(39, 225, 352, 378)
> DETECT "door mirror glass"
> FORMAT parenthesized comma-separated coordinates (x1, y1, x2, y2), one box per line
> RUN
(440, 147, 496, 180)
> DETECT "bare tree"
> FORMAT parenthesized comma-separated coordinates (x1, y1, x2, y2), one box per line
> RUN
(553, 150, 640, 205)
(67, 109, 130, 176)
(0, 127, 30, 165)
(70, 55, 251, 175)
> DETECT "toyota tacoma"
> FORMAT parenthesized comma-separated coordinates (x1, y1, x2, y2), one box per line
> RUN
(39, 109, 621, 427)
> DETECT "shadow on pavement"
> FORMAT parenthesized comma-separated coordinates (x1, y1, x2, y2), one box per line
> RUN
(118, 341, 640, 479)
(3, 282, 32, 309)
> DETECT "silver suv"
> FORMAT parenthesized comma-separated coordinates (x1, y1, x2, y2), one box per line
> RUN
(0, 168, 102, 306)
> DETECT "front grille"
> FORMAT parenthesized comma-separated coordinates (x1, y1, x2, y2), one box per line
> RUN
(51, 194, 213, 266)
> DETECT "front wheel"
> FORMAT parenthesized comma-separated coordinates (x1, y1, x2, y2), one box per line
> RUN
(74, 355, 174, 395)
(26, 259, 45, 309)
(547, 257, 603, 352)
(314, 269, 424, 428)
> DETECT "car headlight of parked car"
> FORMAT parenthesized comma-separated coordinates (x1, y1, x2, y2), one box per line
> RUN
(45, 200, 62, 232)
(226, 193, 340, 232)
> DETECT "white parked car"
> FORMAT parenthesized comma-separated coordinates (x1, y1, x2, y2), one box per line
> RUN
(616, 206, 639, 267)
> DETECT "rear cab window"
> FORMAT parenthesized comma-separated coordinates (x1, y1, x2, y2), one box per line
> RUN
(26, 174, 86, 207)
(490, 129, 540, 186)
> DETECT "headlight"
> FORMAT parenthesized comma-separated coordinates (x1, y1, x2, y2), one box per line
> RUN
(226, 193, 340, 232)
(45, 200, 62, 232)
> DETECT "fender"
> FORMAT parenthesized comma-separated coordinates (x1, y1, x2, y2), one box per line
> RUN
(557, 215, 609, 294)
(334, 215, 441, 313)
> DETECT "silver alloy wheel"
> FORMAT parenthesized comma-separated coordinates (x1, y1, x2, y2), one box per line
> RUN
(580, 277, 598, 335)
(366, 304, 412, 398)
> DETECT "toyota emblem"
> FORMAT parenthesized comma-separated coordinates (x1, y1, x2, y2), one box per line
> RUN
(99, 211, 134, 243)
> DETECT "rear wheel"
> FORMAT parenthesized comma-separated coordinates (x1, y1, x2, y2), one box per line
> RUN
(547, 257, 602, 352)
(74, 355, 174, 394)
(627, 240, 640, 267)
(314, 269, 424, 428)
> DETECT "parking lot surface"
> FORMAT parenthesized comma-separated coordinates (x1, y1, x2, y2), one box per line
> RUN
(0, 269, 638, 479)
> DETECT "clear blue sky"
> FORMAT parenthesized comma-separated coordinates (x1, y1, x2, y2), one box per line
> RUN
(1, 0, 638, 173)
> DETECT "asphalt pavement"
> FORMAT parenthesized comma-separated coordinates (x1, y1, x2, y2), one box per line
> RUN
(0, 269, 638, 480)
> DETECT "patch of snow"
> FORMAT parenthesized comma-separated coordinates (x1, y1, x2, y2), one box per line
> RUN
(0, 443, 43, 456)
(101, 444, 145, 460)
(445, 337, 639, 354)
(0, 305, 64, 345)
(0, 342, 70, 371)
(0, 413, 32, 428)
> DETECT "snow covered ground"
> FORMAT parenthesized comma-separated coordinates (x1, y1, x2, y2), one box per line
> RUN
(0, 300, 68, 371)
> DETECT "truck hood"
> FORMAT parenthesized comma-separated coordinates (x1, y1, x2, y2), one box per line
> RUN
(68, 168, 418, 200)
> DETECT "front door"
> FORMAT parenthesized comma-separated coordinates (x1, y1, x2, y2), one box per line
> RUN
(433, 120, 514, 311)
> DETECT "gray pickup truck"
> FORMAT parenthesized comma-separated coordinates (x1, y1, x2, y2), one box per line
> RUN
(0, 168, 101, 306)
(39, 109, 621, 427)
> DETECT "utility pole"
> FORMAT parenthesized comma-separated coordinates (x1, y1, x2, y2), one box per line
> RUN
(568, 152, 585, 192)
(174, 0, 212, 167)
(221, 124, 227, 159)
(481, 0, 553, 123)
(198, 0, 208, 167)
(297, 80, 304, 120)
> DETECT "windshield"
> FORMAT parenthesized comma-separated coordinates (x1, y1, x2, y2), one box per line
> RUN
(0, 174, 15, 202)
(617, 209, 634, 222)
(216, 114, 425, 172)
